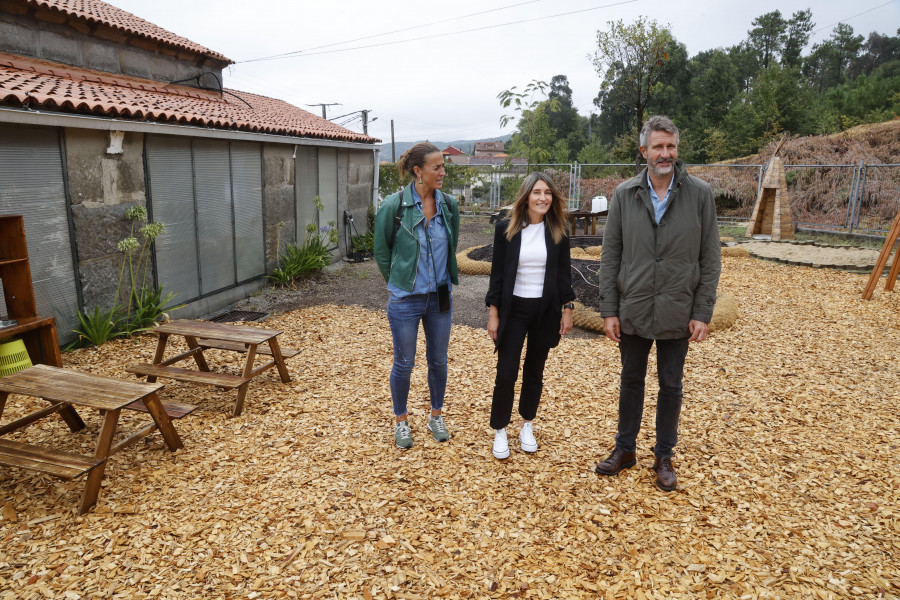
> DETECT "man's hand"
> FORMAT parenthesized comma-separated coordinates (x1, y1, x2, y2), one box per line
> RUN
(688, 319, 710, 342)
(603, 316, 621, 342)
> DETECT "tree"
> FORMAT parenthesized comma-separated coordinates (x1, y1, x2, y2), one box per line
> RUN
(748, 10, 787, 70)
(591, 17, 672, 170)
(782, 9, 814, 68)
(831, 23, 865, 80)
(691, 49, 739, 126)
(547, 75, 586, 160)
(498, 80, 561, 164)
(849, 31, 900, 78)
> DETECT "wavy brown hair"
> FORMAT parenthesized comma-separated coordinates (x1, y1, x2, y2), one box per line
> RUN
(505, 172, 569, 244)
(397, 142, 442, 181)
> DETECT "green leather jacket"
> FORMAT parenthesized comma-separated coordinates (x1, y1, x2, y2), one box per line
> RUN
(373, 185, 460, 292)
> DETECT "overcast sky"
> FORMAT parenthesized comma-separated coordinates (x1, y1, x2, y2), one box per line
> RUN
(108, 0, 898, 145)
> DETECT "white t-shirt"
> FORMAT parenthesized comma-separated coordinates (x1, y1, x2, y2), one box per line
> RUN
(513, 222, 547, 298)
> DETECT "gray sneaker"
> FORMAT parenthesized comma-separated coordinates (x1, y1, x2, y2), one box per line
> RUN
(427, 415, 450, 442)
(394, 420, 413, 449)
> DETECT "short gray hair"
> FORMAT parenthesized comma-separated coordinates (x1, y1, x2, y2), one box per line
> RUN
(639, 115, 679, 148)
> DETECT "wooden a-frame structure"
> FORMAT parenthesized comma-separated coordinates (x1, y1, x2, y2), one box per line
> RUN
(861, 208, 900, 300)
(746, 138, 795, 241)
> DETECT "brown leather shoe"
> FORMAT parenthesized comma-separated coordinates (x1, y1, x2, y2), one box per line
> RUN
(594, 448, 636, 476)
(654, 456, 677, 491)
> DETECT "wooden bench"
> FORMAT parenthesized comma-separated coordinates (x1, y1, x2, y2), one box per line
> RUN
(196, 338, 300, 358)
(0, 438, 103, 480)
(129, 320, 294, 417)
(0, 365, 183, 514)
(126, 363, 249, 389)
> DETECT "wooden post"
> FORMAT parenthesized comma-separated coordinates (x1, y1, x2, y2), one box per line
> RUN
(861, 209, 900, 300)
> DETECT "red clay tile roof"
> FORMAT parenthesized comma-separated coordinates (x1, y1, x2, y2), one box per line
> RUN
(0, 53, 379, 143)
(25, 0, 232, 63)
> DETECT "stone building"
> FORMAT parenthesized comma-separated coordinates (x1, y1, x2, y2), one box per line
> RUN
(0, 0, 379, 343)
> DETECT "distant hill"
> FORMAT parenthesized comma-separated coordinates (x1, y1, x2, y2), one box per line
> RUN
(379, 135, 512, 161)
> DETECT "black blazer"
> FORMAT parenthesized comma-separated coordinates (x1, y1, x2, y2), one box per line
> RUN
(485, 219, 576, 351)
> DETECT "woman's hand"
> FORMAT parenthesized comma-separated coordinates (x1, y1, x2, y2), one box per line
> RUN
(487, 305, 499, 342)
(560, 307, 573, 335)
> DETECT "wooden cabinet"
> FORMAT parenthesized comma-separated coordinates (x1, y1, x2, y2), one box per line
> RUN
(0, 215, 62, 367)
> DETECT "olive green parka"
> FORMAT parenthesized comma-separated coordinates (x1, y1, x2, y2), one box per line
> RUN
(598, 161, 721, 339)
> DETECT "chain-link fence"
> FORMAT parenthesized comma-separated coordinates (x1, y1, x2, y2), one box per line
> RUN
(378, 159, 899, 234)
(854, 164, 900, 233)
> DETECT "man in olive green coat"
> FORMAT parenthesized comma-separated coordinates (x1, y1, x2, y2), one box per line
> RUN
(594, 116, 721, 491)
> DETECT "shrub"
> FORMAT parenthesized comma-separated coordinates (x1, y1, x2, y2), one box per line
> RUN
(268, 197, 338, 287)
(71, 205, 182, 348)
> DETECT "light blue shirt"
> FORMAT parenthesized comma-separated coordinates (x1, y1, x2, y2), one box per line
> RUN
(387, 186, 451, 298)
(647, 171, 675, 224)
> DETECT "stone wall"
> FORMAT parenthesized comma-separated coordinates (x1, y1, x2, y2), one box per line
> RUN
(262, 144, 296, 271)
(346, 149, 375, 232)
(65, 128, 148, 311)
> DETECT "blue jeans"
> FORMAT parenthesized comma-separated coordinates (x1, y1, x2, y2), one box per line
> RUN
(615, 333, 690, 458)
(387, 291, 452, 418)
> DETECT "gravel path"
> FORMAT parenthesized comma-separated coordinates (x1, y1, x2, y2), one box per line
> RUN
(739, 240, 886, 267)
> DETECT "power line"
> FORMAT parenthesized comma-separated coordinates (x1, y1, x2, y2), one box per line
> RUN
(811, 1, 896, 36)
(237, 0, 637, 62)
(239, 0, 546, 63)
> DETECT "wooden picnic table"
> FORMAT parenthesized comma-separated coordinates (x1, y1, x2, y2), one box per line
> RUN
(126, 320, 297, 417)
(568, 210, 608, 236)
(0, 365, 182, 514)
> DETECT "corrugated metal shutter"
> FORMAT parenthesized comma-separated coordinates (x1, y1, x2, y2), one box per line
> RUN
(231, 142, 264, 282)
(145, 135, 200, 301)
(0, 124, 79, 343)
(318, 148, 339, 259)
(295, 146, 318, 244)
(193, 139, 235, 294)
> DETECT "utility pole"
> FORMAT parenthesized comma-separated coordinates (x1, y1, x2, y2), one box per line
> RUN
(307, 103, 340, 119)
(360, 109, 376, 136)
(391, 119, 395, 162)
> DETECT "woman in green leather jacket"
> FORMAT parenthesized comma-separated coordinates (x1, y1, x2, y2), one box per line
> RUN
(374, 142, 460, 450)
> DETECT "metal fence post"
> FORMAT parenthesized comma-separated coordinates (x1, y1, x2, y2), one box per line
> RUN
(848, 160, 865, 234)
(854, 163, 869, 232)
(845, 163, 859, 230)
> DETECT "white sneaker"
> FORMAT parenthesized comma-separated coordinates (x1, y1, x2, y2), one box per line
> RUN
(492, 428, 510, 460)
(519, 422, 538, 453)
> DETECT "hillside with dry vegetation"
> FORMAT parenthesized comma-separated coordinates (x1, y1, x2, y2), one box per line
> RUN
(577, 119, 900, 232)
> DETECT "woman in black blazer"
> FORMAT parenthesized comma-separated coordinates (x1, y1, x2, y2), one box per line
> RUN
(485, 172, 576, 460)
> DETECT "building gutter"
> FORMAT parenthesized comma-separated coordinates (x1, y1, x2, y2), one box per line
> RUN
(0, 106, 378, 150)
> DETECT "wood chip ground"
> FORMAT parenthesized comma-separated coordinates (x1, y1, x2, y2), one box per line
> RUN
(1, 256, 898, 599)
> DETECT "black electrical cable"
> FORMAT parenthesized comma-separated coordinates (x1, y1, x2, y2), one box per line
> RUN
(236, 0, 637, 62)
(237, 0, 547, 64)
(165, 71, 253, 109)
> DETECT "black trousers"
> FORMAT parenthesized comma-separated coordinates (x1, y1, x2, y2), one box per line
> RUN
(615, 333, 690, 458)
(490, 296, 551, 430)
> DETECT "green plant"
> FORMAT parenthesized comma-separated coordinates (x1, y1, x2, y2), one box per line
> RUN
(121, 285, 183, 336)
(71, 306, 123, 349)
(268, 197, 338, 286)
(352, 230, 374, 253)
(71, 205, 181, 347)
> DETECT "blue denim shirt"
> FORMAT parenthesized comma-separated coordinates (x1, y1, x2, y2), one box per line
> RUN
(647, 171, 675, 224)
(387, 185, 451, 298)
